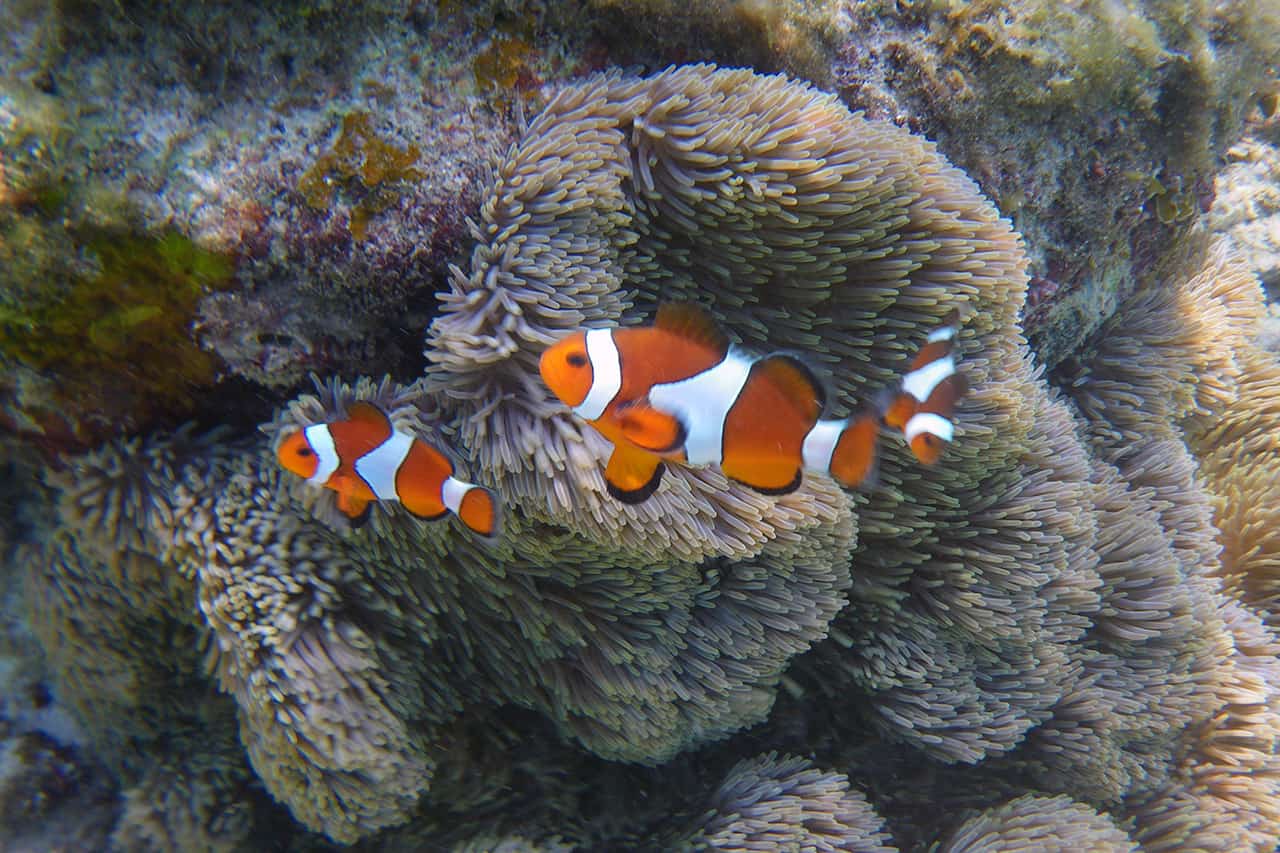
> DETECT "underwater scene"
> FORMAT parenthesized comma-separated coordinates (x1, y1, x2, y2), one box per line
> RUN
(2, 1, 1280, 850)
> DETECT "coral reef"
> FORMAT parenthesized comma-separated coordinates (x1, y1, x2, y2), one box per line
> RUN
(1211, 126, 1280, 293)
(16, 58, 1280, 853)
(426, 63, 1025, 563)
(835, 0, 1280, 366)
(571, 0, 846, 85)
(0, 731, 118, 852)
(1209, 109, 1280, 350)
(231, 372, 851, 840)
(1, 0, 531, 449)
(1066, 240, 1280, 626)
(0, 223, 234, 448)
(298, 111, 426, 242)
(0, 455, 120, 850)
(1057, 241, 1280, 851)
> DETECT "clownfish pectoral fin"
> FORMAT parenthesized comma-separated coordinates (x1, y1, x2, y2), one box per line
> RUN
(603, 445, 666, 504)
(336, 491, 373, 526)
(617, 401, 686, 453)
(654, 303, 731, 357)
(908, 428, 948, 465)
(345, 401, 394, 443)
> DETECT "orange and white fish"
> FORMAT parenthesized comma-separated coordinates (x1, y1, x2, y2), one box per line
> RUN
(881, 309, 968, 465)
(275, 401, 500, 538)
(538, 303, 966, 503)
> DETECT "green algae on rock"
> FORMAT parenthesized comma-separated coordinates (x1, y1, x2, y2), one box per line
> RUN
(3, 0, 524, 411)
(1, 228, 232, 374)
(0, 168, 235, 447)
(299, 111, 425, 241)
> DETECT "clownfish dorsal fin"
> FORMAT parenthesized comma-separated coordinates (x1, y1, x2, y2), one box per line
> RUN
(346, 401, 394, 443)
(654, 303, 730, 357)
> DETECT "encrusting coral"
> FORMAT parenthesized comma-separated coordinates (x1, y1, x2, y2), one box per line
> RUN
(841, 0, 1280, 368)
(24, 64, 1280, 849)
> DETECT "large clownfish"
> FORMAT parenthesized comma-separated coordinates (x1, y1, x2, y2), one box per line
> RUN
(275, 401, 500, 539)
(538, 304, 966, 503)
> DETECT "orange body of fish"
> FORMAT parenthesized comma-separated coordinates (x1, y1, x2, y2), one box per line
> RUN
(276, 401, 500, 538)
(538, 303, 966, 503)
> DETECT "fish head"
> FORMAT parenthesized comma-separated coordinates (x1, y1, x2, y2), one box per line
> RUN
(276, 429, 320, 479)
(539, 330, 594, 408)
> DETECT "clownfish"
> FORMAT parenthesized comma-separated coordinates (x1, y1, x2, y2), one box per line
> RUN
(538, 303, 966, 503)
(275, 401, 500, 538)
(880, 310, 968, 465)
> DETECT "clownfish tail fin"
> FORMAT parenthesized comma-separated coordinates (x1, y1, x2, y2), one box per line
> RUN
(444, 476, 502, 541)
(888, 310, 968, 465)
(805, 412, 881, 490)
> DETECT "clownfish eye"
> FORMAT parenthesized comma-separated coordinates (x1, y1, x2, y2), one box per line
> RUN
(296, 447, 314, 457)
(566, 352, 588, 368)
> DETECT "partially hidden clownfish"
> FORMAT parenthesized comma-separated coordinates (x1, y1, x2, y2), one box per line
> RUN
(879, 311, 968, 465)
(538, 303, 967, 503)
(275, 401, 500, 539)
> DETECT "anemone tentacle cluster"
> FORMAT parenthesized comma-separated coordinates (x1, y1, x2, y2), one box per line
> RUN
(25, 65, 1280, 848)
(938, 793, 1137, 853)
(686, 753, 896, 852)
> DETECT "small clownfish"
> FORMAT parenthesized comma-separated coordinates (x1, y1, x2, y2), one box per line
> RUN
(275, 401, 500, 539)
(538, 303, 967, 504)
(880, 309, 968, 465)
